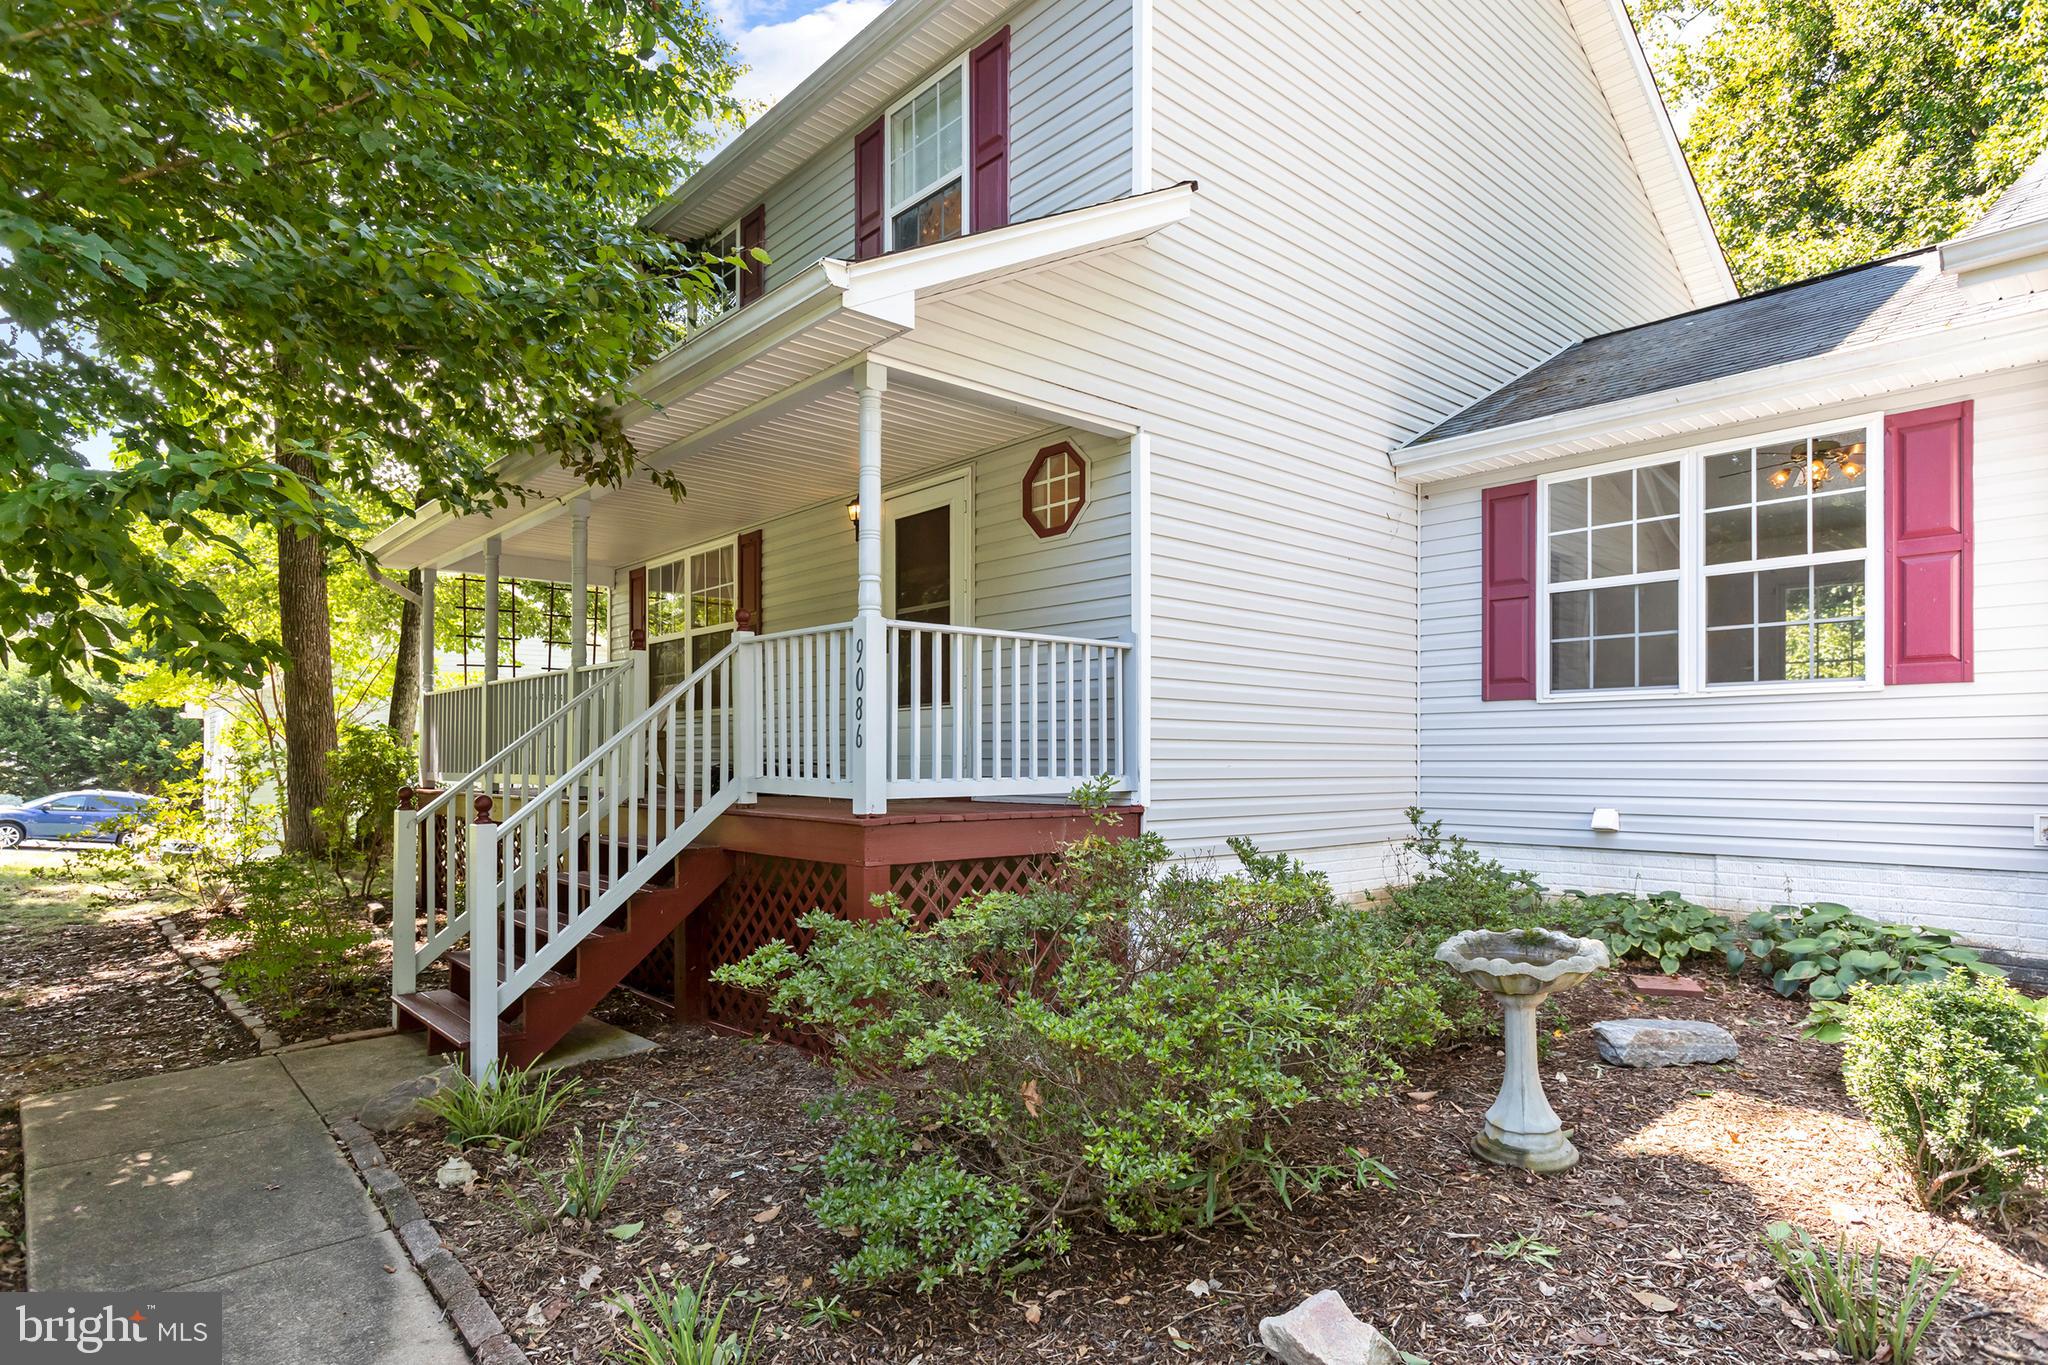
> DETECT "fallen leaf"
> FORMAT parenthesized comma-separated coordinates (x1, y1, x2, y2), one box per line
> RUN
(1567, 1326, 1612, 1347)
(705, 1187, 731, 1209)
(1630, 1290, 1679, 1314)
(753, 1205, 783, 1224)
(1023, 1304, 1042, 1325)
(728, 1253, 751, 1268)
(381, 1264, 396, 1275)
(608, 1221, 644, 1242)
(1021, 1078, 1043, 1118)
(578, 1265, 603, 1291)
(1184, 1280, 1210, 1298)
(1405, 1090, 1439, 1103)
(1113, 1295, 1132, 1307)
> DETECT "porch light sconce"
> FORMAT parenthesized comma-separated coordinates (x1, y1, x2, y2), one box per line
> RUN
(1590, 807, 1622, 834)
(846, 496, 861, 538)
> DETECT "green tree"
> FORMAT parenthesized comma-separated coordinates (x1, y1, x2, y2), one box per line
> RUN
(0, 668, 199, 797)
(3, 2, 741, 847)
(1632, 0, 2048, 291)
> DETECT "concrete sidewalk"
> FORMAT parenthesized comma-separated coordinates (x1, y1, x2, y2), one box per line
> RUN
(23, 1036, 469, 1365)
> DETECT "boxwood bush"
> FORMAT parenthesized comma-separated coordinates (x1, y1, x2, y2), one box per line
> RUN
(1842, 971, 2048, 1216)
(715, 787, 1449, 1290)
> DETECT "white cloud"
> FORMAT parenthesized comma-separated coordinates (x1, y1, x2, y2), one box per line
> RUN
(716, 0, 892, 108)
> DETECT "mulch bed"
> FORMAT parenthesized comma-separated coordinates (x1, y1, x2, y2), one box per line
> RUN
(391, 976, 2048, 1364)
(169, 903, 437, 1045)
(0, 867, 256, 1291)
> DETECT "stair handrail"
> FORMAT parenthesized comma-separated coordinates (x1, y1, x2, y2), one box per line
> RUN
(391, 658, 636, 1013)
(462, 636, 750, 1076)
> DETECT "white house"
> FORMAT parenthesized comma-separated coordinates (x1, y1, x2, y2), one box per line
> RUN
(365, 0, 2047, 1072)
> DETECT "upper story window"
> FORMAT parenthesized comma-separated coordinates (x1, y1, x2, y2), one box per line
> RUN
(887, 61, 967, 251)
(1537, 418, 1878, 698)
(690, 219, 742, 326)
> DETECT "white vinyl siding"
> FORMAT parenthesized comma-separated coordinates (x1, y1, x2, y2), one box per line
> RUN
(746, 0, 1136, 291)
(878, 0, 1698, 867)
(1010, 0, 1135, 221)
(1417, 368, 2048, 890)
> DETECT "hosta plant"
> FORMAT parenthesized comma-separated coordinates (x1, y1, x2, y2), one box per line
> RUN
(1732, 902, 1998, 1004)
(1564, 890, 1734, 974)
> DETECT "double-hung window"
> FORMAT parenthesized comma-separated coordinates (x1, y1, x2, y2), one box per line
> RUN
(886, 61, 967, 251)
(689, 219, 742, 327)
(1536, 418, 1879, 698)
(646, 539, 737, 699)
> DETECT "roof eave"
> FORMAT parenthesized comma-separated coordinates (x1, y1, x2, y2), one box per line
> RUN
(1393, 305, 2048, 483)
(1938, 216, 2048, 285)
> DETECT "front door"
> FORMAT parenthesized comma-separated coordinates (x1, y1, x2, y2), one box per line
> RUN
(883, 474, 970, 705)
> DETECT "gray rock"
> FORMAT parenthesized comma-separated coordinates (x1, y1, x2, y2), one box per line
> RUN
(359, 1065, 458, 1132)
(1592, 1018, 1740, 1067)
(1258, 1289, 1402, 1365)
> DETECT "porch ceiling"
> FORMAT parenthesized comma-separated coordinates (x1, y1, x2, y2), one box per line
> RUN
(435, 370, 1060, 577)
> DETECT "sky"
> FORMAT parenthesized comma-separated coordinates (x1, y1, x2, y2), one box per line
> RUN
(712, 0, 891, 109)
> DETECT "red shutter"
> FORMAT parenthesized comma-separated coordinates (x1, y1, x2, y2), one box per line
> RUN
(1481, 481, 1539, 701)
(738, 203, 766, 306)
(628, 567, 647, 651)
(1885, 401, 1973, 684)
(854, 117, 885, 260)
(737, 528, 763, 633)
(969, 27, 1011, 232)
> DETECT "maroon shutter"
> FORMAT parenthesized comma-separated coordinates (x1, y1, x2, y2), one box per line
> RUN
(854, 117, 885, 259)
(628, 567, 647, 651)
(969, 27, 1011, 232)
(1481, 481, 1539, 701)
(1885, 401, 1973, 684)
(737, 529, 763, 633)
(738, 203, 766, 306)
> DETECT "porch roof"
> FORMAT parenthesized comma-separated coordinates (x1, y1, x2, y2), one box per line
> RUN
(370, 185, 1193, 576)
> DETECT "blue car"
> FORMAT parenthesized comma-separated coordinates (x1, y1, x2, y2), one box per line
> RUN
(0, 790, 154, 848)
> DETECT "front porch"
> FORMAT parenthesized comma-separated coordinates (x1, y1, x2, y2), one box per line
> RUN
(367, 208, 1179, 1076)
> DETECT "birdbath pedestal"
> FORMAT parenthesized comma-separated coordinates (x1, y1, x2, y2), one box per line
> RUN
(1434, 929, 1610, 1173)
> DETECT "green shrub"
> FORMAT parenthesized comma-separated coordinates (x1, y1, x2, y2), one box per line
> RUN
(424, 1061, 577, 1151)
(1734, 903, 1997, 1003)
(210, 856, 376, 1017)
(1842, 971, 2048, 1215)
(315, 723, 417, 897)
(715, 789, 1448, 1290)
(1763, 1222, 1958, 1362)
(1564, 890, 1734, 974)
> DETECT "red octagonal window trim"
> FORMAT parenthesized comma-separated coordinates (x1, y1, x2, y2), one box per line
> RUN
(1021, 441, 1087, 539)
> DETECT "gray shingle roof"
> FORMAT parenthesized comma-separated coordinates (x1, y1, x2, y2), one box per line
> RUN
(1408, 248, 1987, 445)
(1956, 152, 2048, 240)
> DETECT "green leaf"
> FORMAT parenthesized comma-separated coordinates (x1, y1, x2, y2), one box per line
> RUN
(1782, 960, 1822, 982)
(607, 1221, 644, 1241)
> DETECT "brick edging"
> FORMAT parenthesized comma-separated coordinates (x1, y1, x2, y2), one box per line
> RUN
(153, 916, 285, 1052)
(332, 1116, 528, 1365)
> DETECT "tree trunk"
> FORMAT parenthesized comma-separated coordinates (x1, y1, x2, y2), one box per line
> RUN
(387, 567, 422, 740)
(276, 448, 337, 855)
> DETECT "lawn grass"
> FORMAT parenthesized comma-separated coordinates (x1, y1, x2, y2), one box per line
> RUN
(0, 850, 180, 939)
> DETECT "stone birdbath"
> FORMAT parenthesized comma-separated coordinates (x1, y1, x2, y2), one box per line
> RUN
(1434, 928, 1610, 1172)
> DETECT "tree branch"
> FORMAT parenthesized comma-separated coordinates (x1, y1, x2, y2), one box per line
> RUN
(5, 4, 134, 47)
(116, 88, 378, 186)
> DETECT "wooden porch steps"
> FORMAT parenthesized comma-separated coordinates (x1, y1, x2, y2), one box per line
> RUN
(395, 845, 731, 1068)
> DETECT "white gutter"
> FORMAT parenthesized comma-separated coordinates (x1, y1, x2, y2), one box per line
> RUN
(1393, 304, 2048, 483)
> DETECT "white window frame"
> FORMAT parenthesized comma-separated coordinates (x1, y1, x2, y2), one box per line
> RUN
(645, 533, 740, 648)
(1533, 413, 1887, 703)
(692, 218, 743, 325)
(883, 56, 971, 254)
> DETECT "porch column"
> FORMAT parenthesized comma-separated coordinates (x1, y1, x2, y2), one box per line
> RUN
(482, 536, 501, 762)
(850, 360, 889, 815)
(418, 564, 438, 783)
(569, 497, 590, 675)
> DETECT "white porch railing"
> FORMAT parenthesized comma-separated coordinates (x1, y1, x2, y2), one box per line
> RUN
(422, 662, 636, 785)
(392, 659, 637, 1005)
(394, 618, 1132, 1078)
(886, 622, 1129, 797)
